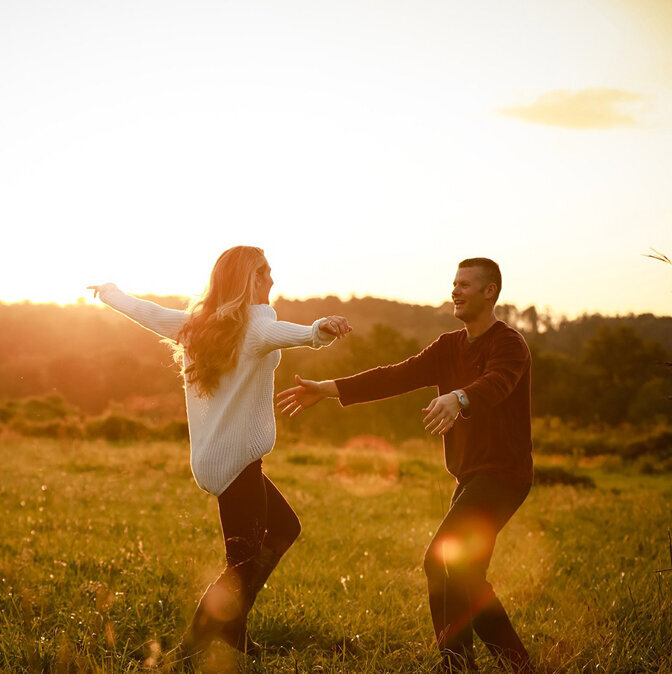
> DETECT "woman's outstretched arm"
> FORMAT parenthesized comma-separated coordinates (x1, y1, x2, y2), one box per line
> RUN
(249, 308, 351, 357)
(88, 283, 187, 342)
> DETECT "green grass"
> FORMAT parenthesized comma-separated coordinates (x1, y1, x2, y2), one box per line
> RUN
(1, 435, 671, 672)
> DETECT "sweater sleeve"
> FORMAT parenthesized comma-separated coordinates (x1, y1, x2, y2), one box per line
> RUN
(248, 307, 335, 357)
(97, 283, 187, 342)
(335, 334, 445, 406)
(462, 329, 530, 413)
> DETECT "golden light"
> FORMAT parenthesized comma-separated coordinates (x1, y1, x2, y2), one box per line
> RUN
(1, 1, 670, 317)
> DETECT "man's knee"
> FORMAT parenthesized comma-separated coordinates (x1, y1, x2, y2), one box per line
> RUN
(424, 532, 483, 583)
(424, 540, 447, 583)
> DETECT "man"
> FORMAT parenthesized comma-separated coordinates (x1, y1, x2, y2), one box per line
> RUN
(276, 258, 534, 672)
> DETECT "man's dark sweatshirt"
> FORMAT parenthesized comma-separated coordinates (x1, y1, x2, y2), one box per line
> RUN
(335, 320, 533, 485)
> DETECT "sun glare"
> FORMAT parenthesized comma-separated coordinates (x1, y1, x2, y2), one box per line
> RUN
(1, 0, 671, 316)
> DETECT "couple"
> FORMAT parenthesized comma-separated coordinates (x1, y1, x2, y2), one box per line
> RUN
(90, 246, 533, 672)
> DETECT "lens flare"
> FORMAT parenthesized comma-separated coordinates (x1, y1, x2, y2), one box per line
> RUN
(207, 572, 245, 623)
(336, 435, 399, 497)
(432, 514, 497, 570)
(439, 536, 465, 566)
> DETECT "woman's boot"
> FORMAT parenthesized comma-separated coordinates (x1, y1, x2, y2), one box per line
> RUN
(171, 574, 252, 662)
(216, 545, 283, 653)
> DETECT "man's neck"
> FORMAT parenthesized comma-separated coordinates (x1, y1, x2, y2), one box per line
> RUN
(463, 312, 498, 340)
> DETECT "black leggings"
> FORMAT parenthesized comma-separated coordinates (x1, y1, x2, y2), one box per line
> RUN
(216, 459, 301, 590)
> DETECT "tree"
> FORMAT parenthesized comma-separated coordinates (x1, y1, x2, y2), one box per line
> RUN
(582, 325, 668, 424)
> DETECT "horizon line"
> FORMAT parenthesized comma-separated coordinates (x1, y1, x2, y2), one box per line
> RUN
(0, 294, 670, 321)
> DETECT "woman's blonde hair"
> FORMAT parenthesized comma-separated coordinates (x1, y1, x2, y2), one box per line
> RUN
(173, 246, 267, 397)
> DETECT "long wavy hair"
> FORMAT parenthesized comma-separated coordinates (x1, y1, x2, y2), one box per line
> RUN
(172, 246, 267, 397)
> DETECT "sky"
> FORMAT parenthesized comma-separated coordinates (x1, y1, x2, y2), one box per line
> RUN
(1, 0, 671, 317)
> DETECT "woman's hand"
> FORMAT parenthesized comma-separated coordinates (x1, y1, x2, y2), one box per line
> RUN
(422, 393, 460, 435)
(87, 283, 118, 299)
(318, 316, 352, 339)
(276, 375, 338, 416)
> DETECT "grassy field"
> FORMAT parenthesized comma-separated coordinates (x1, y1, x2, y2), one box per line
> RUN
(1, 434, 671, 673)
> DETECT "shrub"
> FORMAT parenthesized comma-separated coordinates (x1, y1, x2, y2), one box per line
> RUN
(0, 401, 17, 423)
(533, 465, 595, 488)
(0, 395, 77, 424)
(85, 415, 150, 442)
(22, 395, 74, 421)
(636, 459, 656, 475)
(153, 420, 189, 441)
(8, 418, 83, 439)
(623, 429, 672, 460)
(286, 453, 328, 466)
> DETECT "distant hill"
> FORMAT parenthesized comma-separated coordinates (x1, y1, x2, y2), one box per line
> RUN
(0, 296, 669, 427)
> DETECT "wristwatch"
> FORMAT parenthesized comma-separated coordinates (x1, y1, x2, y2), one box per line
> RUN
(451, 389, 469, 410)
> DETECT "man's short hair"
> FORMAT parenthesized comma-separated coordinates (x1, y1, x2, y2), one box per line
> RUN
(458, 258, 502, 301)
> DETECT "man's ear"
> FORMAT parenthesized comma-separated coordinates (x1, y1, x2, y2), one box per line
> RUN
(484, 283, 497, 300)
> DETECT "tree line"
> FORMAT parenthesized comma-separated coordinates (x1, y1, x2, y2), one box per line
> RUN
(0, 296, 670, 441)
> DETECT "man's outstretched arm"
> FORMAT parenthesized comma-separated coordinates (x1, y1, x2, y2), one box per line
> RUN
(276, 334, 446, 416)
(276, 376, 339, 417)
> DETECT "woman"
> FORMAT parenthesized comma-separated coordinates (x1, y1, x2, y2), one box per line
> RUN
(88, 246, 350, 664)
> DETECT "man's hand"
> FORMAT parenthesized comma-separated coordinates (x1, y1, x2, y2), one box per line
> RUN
(276, 376, 338, 416)
(87, 285, 102, 298)
(422, 393, 460, 435)
(318, 316, 352, 339)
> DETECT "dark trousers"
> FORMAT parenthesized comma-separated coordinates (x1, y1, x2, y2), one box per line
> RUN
(216, 459, 301, 600)
(423, 472, 531, 672)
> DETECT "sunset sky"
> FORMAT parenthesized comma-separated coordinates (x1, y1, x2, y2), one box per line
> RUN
(1, 0, 670, 317)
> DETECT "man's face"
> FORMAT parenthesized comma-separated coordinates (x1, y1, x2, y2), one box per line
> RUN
(452, 266, 494, 322)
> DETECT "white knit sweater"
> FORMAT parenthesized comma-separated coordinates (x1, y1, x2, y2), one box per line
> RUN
(97, 284, 334, 496)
